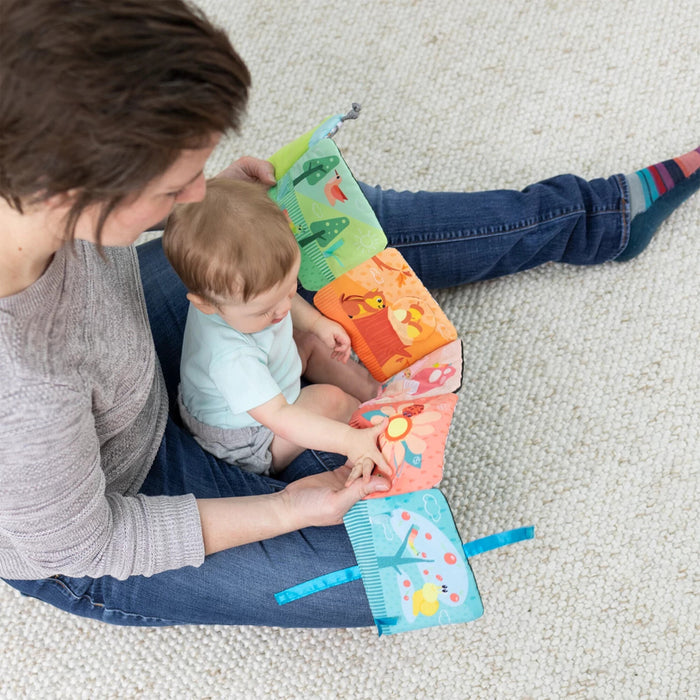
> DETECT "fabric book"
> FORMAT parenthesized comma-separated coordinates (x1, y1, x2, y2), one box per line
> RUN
(268, 107, 534, 635)
(351, 393, 458, 499)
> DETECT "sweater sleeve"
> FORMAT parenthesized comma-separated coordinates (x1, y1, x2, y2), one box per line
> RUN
(0, 383, 205, 580)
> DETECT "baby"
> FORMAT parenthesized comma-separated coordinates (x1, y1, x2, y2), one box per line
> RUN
(163, 178, 391, 485)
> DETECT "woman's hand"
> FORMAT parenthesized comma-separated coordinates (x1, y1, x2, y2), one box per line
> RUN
(215, 156, 276, 186)
(197, 463, 389, 555)
(281, 464, 390, 528)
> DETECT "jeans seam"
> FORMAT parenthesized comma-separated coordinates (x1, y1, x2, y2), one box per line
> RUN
(613, 173, 631, 256)
(50, 575, 183, 625)
(308, 449, 342, 472)
(392, 206, 627, 246)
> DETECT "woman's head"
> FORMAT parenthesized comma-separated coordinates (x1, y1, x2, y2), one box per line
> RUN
(0, 0, 250, 241)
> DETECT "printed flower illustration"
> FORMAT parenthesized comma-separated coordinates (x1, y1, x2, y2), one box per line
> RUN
(365, 400, 442, 473)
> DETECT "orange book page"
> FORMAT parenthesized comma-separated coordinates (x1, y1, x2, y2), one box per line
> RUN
(314, 248, 458, 382)
(350, 393, 458, 499)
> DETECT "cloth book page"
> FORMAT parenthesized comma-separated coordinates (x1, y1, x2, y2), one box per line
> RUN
(314, 248, 458, 382)
(271, 138, 387, 291)
(343, 489, 484, 635)
(351, 393, 458, 499)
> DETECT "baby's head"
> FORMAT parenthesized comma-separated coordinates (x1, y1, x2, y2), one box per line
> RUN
(164, 178, 300, 333)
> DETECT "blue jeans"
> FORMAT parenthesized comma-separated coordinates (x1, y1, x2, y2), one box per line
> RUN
(5, 173, 629, 627)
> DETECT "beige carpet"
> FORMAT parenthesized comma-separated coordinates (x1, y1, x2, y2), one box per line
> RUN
(2, 1, 698, 697)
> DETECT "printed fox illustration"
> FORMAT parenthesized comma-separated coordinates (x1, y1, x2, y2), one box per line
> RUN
(339, 290, 387, 318)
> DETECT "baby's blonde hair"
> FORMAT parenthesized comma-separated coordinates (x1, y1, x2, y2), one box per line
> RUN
(163, 178, 299, 303)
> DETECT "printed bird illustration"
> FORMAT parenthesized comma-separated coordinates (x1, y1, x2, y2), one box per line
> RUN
(391, 302, 425, 339)
(324, 169, 348, 206)
(412, 582, 444, 617)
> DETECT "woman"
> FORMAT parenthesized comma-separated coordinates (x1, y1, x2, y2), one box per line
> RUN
(1, 0, 697, 627)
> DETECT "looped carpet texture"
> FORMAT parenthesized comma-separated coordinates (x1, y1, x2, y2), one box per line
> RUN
(1, 1, 697, 697)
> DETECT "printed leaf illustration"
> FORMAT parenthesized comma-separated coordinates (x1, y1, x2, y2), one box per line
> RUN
(297, 216, 350, 248)
(293, 155, 340, 186)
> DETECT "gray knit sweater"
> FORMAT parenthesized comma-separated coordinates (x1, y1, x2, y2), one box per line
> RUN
(0, 241, 204, 580)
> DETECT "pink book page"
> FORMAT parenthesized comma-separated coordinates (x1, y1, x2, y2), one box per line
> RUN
(350, 393, 458, 499)
(375, 339, 463, 404)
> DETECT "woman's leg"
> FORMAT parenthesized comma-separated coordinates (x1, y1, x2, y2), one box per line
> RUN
(7, 418, 372, 628)
(360, 173, 629, 289)
(91, 176, 624, 626)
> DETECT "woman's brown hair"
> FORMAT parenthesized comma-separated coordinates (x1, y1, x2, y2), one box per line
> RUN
(0, 0, 250, 241)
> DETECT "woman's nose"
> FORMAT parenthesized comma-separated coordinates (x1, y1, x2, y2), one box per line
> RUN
(177, 174, 207, 203)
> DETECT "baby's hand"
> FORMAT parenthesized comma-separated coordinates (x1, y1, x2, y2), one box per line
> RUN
(343, 420, 392, 488)
(312, 317, 352, 363)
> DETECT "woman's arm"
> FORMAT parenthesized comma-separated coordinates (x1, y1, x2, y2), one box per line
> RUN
(0, 384, 205, 580)
(197, 464, 389, 555)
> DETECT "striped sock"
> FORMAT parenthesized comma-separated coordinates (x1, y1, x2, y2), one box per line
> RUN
(616, 146, 700, 261)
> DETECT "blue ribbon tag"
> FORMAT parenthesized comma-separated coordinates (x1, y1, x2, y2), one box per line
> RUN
(274, 525, 534, 606)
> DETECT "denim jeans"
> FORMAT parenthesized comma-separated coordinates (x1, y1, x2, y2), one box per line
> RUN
(5, 173, 629, 627)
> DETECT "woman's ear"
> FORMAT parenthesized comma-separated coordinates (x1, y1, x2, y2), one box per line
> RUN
(38, 192, 74, 216)
(186, 292, 217, 315)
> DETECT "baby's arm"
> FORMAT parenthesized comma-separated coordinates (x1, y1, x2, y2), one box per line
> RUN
(248, 393, 391, 485)
(291, 294, 351, 363)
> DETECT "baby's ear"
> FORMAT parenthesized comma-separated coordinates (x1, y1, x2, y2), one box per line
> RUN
(187, 292, 217, 315)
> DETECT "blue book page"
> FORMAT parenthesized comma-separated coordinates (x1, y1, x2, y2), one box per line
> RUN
(344, 489, 484, 635)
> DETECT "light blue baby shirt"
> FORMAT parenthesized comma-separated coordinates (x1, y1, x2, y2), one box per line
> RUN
(179, 304, 302, 430)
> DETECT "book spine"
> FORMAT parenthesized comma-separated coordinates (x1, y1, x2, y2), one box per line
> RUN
(343, 501, 387, 620)
(279, 189, 334, 289)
